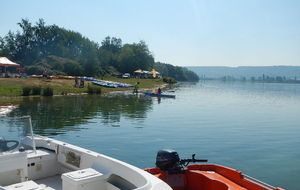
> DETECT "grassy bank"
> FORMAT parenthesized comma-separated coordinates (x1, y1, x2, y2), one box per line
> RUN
(0, 76, 165, 97)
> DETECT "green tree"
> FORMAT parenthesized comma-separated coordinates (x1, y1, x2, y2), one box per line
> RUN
(154, 62, 199, 82)
(0, 18, 199, 80)
(99, 36, 122, 70)
(117, 41, 154, 73)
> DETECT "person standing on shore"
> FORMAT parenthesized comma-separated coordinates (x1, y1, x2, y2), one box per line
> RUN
(133, 82, 140, 94)
(74, 76, 78, 87)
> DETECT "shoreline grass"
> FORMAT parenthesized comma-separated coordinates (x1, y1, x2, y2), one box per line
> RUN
(0, 76, 165, 97)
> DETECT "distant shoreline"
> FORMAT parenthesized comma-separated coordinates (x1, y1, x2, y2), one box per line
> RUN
(187, 66, 300, 84)
(200, 78, 300, 84)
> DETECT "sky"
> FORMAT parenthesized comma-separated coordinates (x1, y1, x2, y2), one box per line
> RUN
(0, 0, 300, 67)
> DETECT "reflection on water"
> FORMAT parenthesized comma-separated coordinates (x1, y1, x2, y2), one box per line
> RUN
(6, 94, 153, 135)
(0, 116, 32, 141)
(0, 104, 18, 115)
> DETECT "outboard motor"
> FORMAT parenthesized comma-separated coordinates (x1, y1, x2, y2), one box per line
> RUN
(156, 149, 180, 171)
(156, 149, 208, 172)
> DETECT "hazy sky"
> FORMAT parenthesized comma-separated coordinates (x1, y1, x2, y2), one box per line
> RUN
(1, 0, 300, 66)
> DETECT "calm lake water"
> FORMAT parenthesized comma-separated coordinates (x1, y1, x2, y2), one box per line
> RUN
(1, 81, 300, 190)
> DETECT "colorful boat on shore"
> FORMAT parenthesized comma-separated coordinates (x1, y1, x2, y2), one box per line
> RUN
(87, 77, 134, 88)
(144, 92, 175, 98)
(145, 149, 284, 190)
(92, 81, 118, 88)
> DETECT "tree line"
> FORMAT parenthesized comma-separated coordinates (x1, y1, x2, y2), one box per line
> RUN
(0, 19, 199, 82)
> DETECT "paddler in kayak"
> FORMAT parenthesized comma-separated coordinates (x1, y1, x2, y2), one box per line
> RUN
(157, 87, 162, 94)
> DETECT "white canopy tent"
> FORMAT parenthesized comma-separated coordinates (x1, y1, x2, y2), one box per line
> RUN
(0, 57, 20, 76)
(0, 57, 20, 67)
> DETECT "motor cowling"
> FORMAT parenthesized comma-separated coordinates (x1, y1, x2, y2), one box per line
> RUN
(156, 149, 180, 171)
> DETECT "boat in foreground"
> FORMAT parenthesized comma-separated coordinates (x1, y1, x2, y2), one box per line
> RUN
(0, 116, 171, 190)
(143, 92, 175, 98)
(145, 149, 285, 190)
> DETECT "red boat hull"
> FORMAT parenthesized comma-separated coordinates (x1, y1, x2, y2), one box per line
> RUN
(145, 164, 284, 190)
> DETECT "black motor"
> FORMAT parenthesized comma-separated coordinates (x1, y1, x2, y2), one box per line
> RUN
(156, 149, 180, 171)
(156, 149, 208, 172)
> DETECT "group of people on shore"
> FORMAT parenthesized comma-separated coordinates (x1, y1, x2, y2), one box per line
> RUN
(74, 77, 85, 88)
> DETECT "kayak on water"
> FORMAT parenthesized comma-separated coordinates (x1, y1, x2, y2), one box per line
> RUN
(145, 149, 285, 190)
(144, 92, 176, 98)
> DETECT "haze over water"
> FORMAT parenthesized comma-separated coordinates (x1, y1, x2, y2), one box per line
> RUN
(1, 81, 300, 190)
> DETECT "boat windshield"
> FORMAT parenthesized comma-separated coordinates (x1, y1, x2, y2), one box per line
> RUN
(0, 115, 36, 153)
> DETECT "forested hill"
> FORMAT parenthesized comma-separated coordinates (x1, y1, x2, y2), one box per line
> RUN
(0, 19, 199, 82)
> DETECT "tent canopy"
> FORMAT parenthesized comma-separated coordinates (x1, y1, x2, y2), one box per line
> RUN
(134, 69, 143, 73)
(0, 57, 20, 67)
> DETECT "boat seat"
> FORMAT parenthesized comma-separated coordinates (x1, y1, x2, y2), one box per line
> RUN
(188, 170, 247, 190)
(4, 180, 43, 190)
(0, 151, 28, 186)
(62, 168, 106, 190)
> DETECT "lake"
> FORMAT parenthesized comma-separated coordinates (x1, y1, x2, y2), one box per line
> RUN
(1, 81, 300, 190)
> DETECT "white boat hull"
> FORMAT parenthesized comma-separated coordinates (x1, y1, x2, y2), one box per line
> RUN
(0, 136, 171, 190)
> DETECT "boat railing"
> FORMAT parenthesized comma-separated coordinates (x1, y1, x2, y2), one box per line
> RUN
(243, 174, 277, 190)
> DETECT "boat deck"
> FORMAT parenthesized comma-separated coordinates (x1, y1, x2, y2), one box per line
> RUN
(4, 175, 62, 190)
(35, 175, 62, 190)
